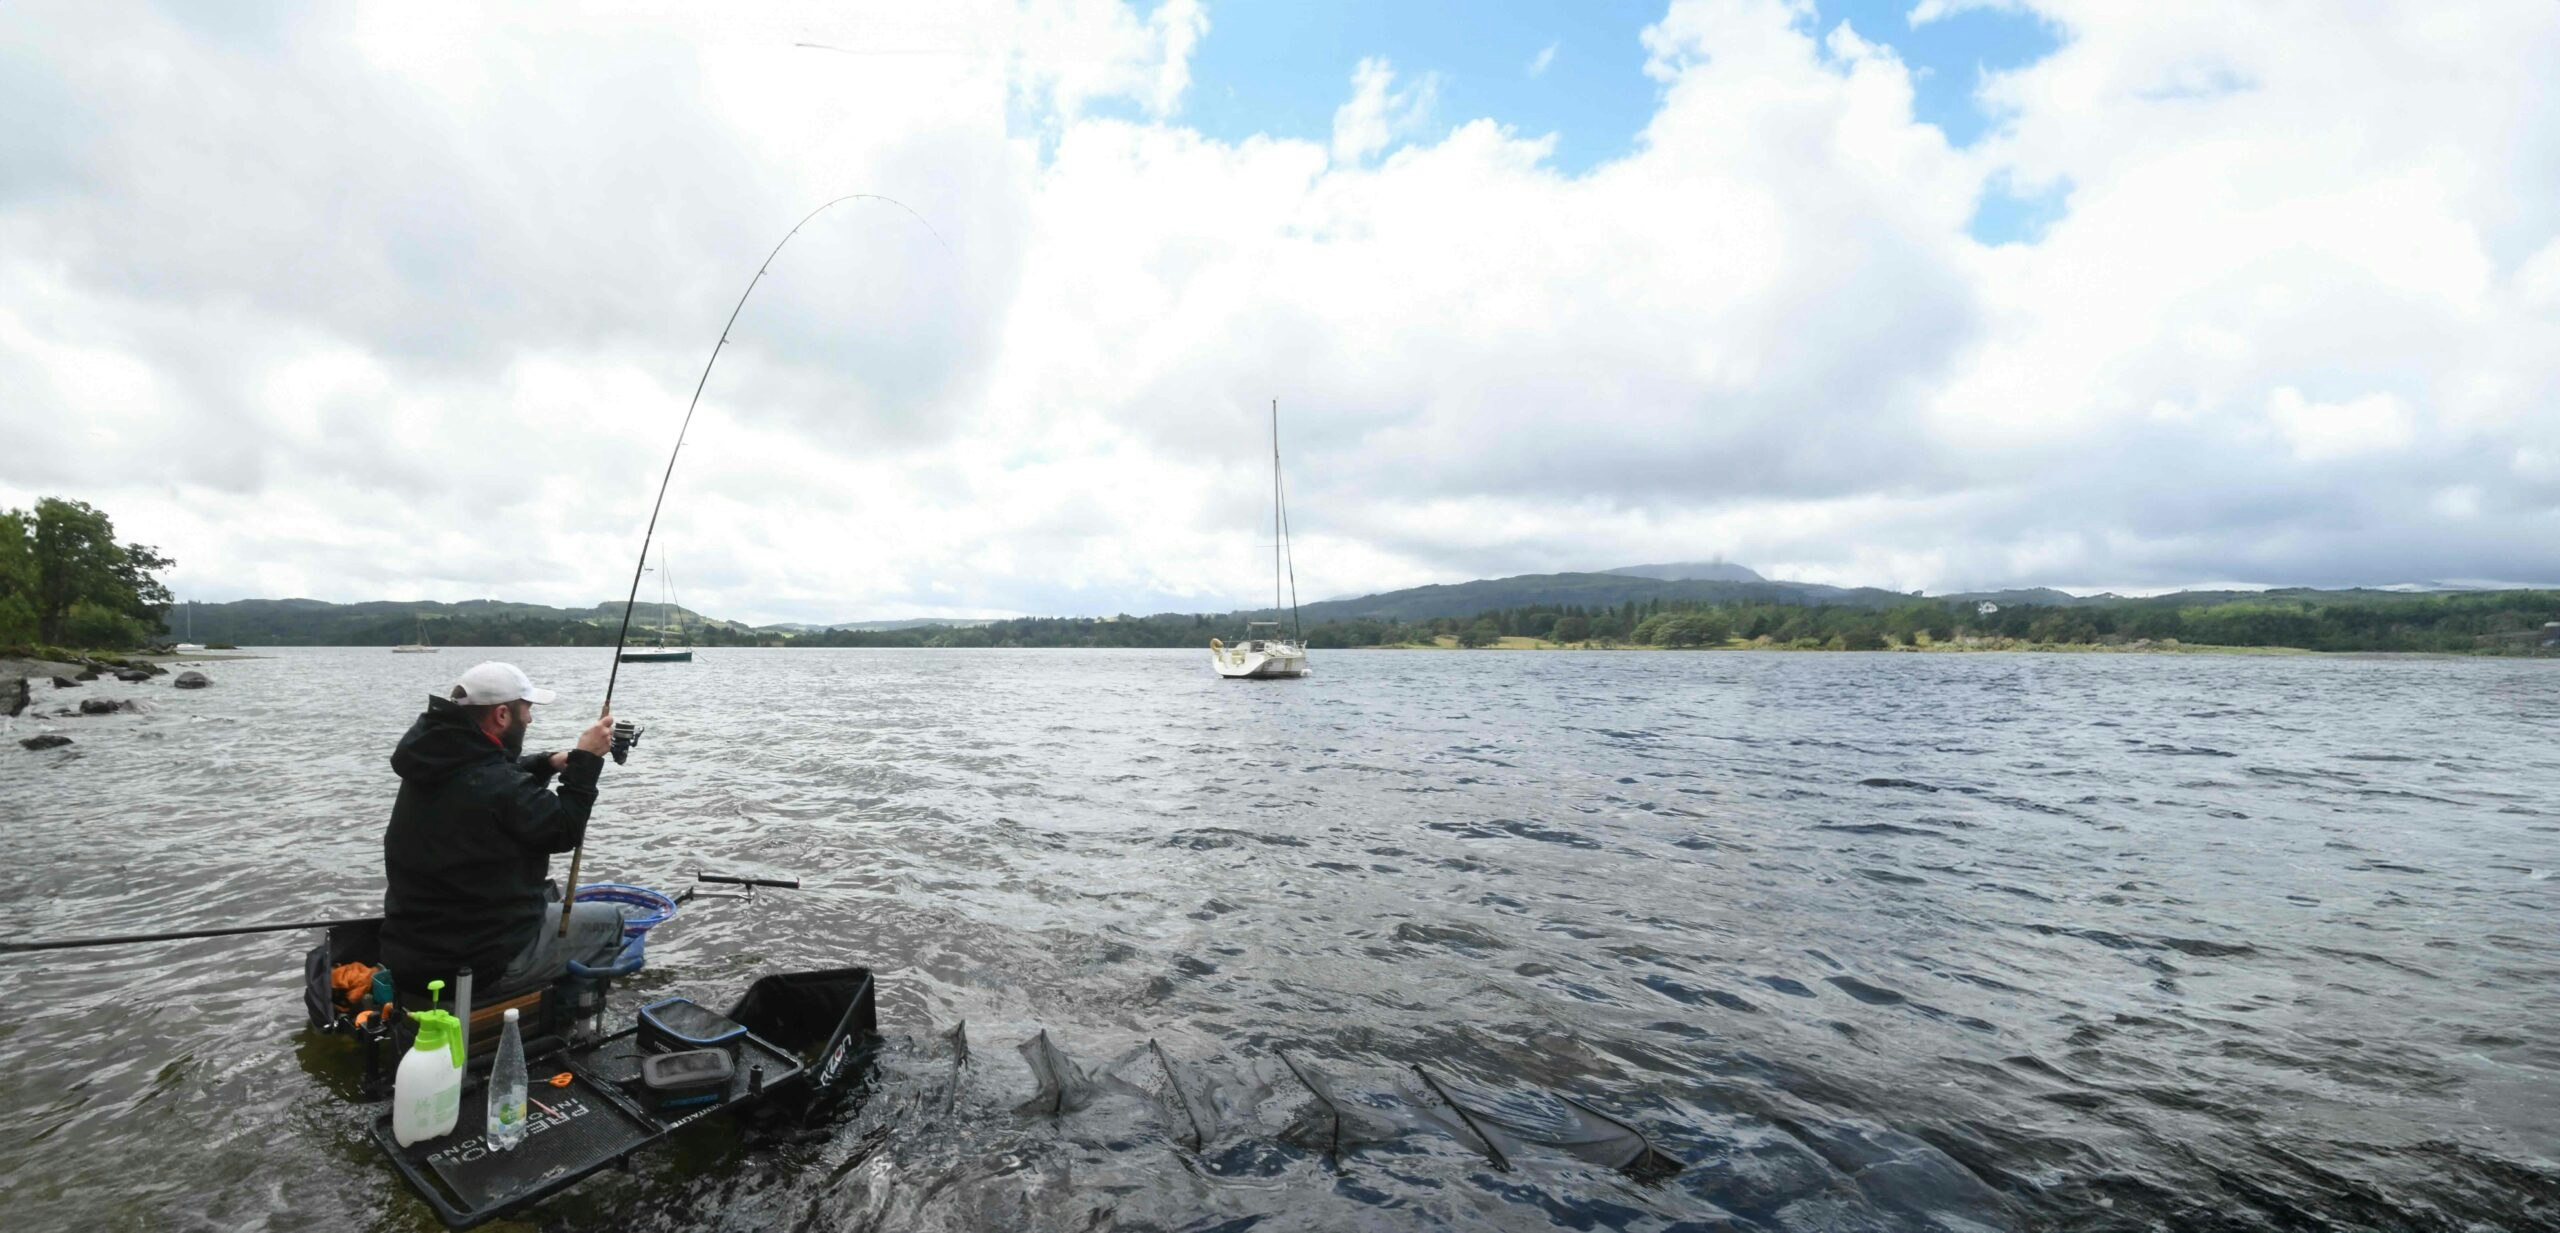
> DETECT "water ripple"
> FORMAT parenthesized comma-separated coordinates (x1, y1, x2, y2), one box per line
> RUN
(2, 648, 2556, 1230)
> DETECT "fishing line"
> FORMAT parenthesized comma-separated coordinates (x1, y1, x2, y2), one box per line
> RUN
(562, 192, 951, 936)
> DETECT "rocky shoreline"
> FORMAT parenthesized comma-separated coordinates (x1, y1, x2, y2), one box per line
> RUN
(8, 653, 223, 752)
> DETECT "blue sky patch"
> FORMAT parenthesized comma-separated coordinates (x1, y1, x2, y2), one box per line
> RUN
(1970, 172, 2071, 244)
(1173, 0, 2060, 176)
(1813, 1, 2059, 147)
(1179, 0, 1661, 174)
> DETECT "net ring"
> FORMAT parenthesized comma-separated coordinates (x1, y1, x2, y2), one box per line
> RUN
(573, 882, 678, 938)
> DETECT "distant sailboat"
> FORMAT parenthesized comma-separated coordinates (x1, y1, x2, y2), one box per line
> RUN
(173, 599, 203, 653)
(1211, 399, 1310, 680)
(392, 614, 438, 654)
(618, 553, 694, 664)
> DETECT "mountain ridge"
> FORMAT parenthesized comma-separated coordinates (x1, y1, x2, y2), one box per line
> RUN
(1605, 561, 1767, 583)
(155, 564, 2550, 646)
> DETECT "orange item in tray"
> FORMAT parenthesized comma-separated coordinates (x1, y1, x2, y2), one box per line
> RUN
(330, 962, 380, 1012)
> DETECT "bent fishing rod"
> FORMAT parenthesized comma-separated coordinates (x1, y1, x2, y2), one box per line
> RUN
(560, 193, 950, 937)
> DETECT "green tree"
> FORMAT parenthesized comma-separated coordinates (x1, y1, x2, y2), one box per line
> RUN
(1634, 610, 1729, 648)
(30, 499, 119, 642)
(115, 541, 175, 631)
(1459, 619, 1500, 648)
(1664, 612, 1730, 648)
(64, 600, 146, 647)
(9, 498, 175, 646)
(0, 509, 35, 644)
(1553, 614, 1590, 643)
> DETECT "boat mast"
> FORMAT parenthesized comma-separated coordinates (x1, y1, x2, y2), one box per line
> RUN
(1272, 399, 1283, 635)
(666, 554, 684, 647)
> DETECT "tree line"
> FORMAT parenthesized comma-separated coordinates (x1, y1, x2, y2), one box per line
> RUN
(1321, 591, 2560, 653)
(11, 495, 2554, 656)
(0, 498, 174, 649)
(173, 600, 766, 650)
(768, 590, 2560, 653)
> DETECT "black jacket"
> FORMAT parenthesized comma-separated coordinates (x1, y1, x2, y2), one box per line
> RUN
(380, 694, 604, 984)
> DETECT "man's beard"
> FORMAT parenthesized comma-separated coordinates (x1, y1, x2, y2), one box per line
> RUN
(500, 711, 529, 759)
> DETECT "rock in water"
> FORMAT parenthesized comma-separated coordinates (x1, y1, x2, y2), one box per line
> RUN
(20, 734, 72, 751)
(75, 667, 101, 681)
(173, 670, 211, 690)
(78, 698, 124, 715)
(115, 669, 154, 683)
(51, 676, 79, 689)
(4, 677, 26, 718)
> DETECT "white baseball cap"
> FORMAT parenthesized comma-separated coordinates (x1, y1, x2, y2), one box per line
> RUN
(448, 661, 558, 706)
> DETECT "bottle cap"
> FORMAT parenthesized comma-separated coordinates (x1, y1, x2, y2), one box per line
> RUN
(504, 1007, 519, 1022)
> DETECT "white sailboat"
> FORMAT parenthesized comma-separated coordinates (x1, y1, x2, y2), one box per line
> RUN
(392, 614, 438, 653)
(618, 554, 694, 663)
(173, 599, 203, 653)
(1211, 399, 1310, 680)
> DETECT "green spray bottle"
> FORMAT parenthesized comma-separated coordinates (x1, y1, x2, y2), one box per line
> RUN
(393, 978, 465, 1146)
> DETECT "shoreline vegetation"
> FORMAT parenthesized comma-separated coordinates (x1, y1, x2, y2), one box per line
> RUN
(8, 496, 2558, 661)
(320, 593, 2539, 659)
(14, 591, 2559, 660)
(1376, 633, 2317, 655)
(196, 590, 2542, 657)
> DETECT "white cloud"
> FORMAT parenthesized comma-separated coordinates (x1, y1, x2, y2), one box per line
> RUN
(1528, 42, 1558, 78)
(2519, 236, 2560, 311)
(1330, 57, 1441, 165)
(1145, 0, 1209, 116)
(1906, 0, 2015, 27)
(3, 0, 2558, 622)
(1007, 0, 1212, 121)
(2265, 388, 2416, 463)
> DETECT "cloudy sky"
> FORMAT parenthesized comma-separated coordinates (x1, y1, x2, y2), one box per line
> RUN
(4, 0, 2556, 623)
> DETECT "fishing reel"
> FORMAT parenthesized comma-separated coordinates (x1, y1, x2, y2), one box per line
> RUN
(610, 718, 646, 765)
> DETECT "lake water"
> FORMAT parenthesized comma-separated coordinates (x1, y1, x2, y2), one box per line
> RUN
(2, 647, 2555, 1231)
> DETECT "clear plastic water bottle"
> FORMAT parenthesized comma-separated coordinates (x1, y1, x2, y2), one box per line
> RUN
(485, 1007, 529, 1151)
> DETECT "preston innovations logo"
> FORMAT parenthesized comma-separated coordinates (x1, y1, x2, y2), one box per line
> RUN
(423, 1097, 594, 1168)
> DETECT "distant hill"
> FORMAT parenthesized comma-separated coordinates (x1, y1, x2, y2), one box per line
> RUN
(168, 597, 752, 647)
(1943, 587, 2098, 608)
(1285, 570, 1921, 625)
(168, 576, 2548, 650)
(760, 618, 997, 633)
(1606, 561, 1766, 583)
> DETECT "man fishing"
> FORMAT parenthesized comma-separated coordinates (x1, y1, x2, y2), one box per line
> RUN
(379, 661, 626, 994)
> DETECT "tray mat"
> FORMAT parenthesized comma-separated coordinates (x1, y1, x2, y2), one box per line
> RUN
(573, 1031, 804, 1130)
(415, 1070, 657, 1215)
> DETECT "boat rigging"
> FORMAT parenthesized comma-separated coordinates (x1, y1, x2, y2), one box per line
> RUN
(1210, 399, 1310, 680)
